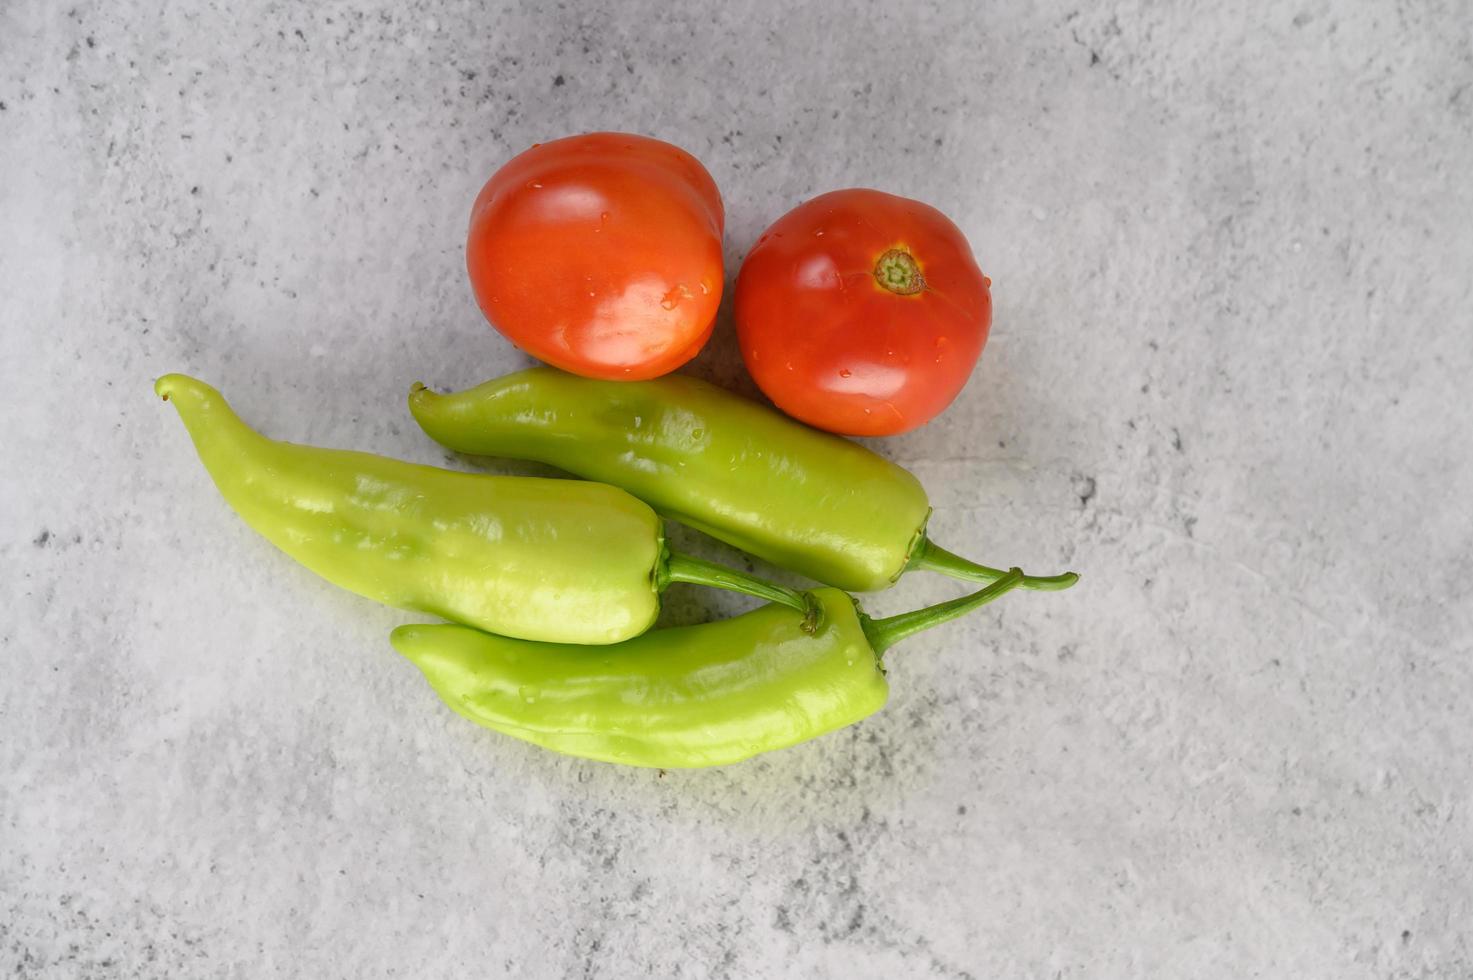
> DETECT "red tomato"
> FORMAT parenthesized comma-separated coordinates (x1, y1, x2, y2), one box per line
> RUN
(467, 133, 724, 380)
(734, 189, 992, 436)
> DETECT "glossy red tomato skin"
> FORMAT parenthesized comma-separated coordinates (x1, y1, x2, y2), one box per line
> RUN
(734, 188, 992, 436)
(468, 133, 724, 381)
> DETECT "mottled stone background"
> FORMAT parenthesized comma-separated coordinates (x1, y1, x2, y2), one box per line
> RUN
(3, 0, 1470, 976)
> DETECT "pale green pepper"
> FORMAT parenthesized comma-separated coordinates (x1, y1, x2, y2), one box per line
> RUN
(155, 374, 812, 644)
(391, 571, 1025, 768)
(408, 368, 1078, 593)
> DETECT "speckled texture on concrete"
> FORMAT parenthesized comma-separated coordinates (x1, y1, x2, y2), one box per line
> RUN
(3, 0, 1471, 976)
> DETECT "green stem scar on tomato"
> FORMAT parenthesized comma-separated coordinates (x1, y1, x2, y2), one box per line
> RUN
(874, 248, 925, 295)
(155, 373, 813, 645)
(392, 571, 1027, 769)
(735, 188, 993, 436)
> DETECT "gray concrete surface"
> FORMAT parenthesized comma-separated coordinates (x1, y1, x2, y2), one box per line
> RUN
(3, 0, 1471, 976)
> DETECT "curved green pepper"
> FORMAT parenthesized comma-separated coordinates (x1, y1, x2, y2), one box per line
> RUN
(156, 374, 812, 645)
(390, 570, 1025, 768)
(408, 368, 1077, 593)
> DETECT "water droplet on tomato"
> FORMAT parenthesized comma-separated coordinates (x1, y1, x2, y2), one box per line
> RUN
(863, 407, 872, 415)
(838, 368, 851, 378)
(526, 181, 543, 190)
(814, 228, 825, 237)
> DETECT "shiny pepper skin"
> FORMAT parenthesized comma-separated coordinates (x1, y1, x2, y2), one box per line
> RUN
(408, 368, 1078, 594)
(410, 368, 928, 590)
(391, 572, 1026, 769)
(155, 374, 807, 645)
(393, 588, 887, 768)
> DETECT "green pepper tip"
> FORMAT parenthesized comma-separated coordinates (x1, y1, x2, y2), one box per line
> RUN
(389, 624, 431, 658)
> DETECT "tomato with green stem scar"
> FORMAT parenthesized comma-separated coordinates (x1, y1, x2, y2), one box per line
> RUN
(735, 188, 992, 436)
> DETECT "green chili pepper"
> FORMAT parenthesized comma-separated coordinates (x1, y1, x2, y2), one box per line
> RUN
(408, 369, 1077, 593)
(155, 374, 813, 645)
(389, 569, 1026, 769)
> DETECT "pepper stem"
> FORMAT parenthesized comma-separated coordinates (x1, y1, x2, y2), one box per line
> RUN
(908, 535, 1079, 592)
(861, 568, 1026, 656)
(663, 552, 819, 632)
